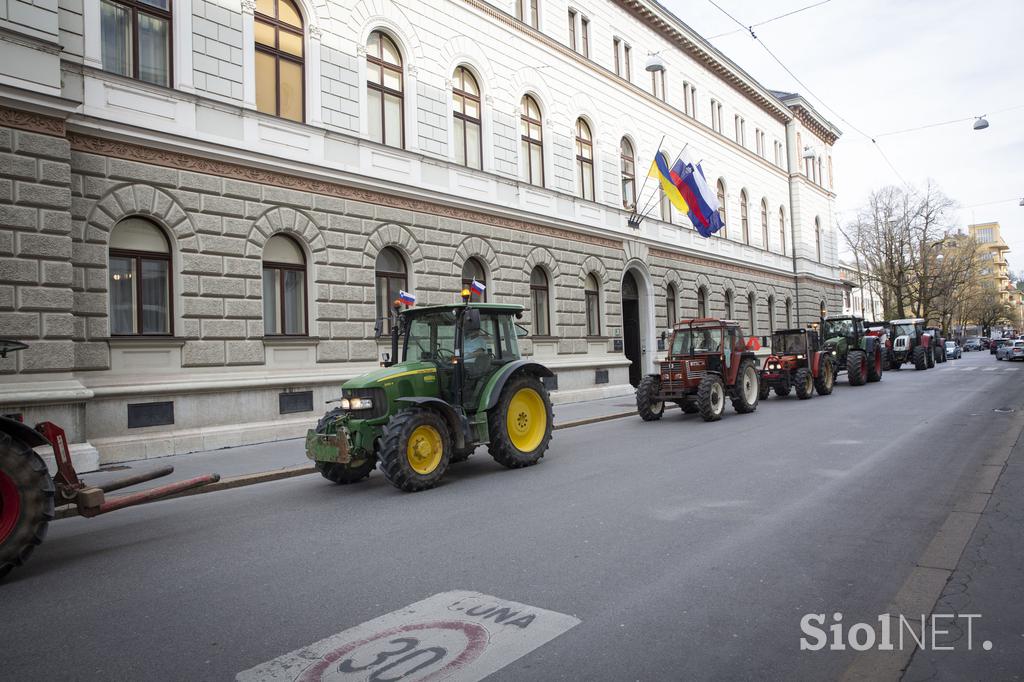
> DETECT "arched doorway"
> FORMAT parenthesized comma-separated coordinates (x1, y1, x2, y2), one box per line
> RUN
(622, 271, 642, 386)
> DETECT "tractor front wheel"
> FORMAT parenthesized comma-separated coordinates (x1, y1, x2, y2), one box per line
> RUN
(926, 346, 936, 368)
(758, 376, 771, 401)
(378, 408, 451, 492)
(697, 375, 726, 422)
(317, 460, 375, 485)
(730, 362, 760, 414)
(867, 348, 883, 383)
(794, 367, 814, 400)
(814, 356, 835, 396)
(488, 374, 553, 469)
(847, 349, 867, 386)
(913, 345, 928, 370)
(636, 375, 665, 422)
(0, 433, 55, 580)
(773, 376, 792, 398)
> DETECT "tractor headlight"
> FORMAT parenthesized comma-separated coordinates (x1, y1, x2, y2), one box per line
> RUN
(339, 398, 350, 409)
(348, 397, 374, 410)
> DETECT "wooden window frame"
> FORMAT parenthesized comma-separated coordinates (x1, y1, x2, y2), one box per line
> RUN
(613, 37, 621, 75)
(760, 199, 769, 250)
(108, 246, 174, 336)
(530, 267, 551, 336)
(568, 9, 577, 50)
(452, 66, 482, 170)
(263, 244, 308, 337)
(740, 190, 749, 243)
(255, 0, 304, 122)
(581, 16, 589, 57)
(585, 276, 601, 337)
(367, 31, 405, 148)
(717, 180, 727, 232)
(623, 44, 631, 82)
(575, 118, 594, 201)
(779, 207, 786, 255)
(667, 285, 677, 328)
(517, 0, 539, 28)
(375, 250, 408, 333)
(101, 0, 174, 87)
(461, 257, 487, 302)
(520, 96, 544, 187)
(620, 137, 636, 209)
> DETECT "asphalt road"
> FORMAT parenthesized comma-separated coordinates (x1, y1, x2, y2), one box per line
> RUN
(2, 350, 1022, 681)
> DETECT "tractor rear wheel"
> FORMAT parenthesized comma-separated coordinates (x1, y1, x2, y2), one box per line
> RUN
(636, 375, 665, 421)
(697, 375, 726, 422)
(867, 347, 883, 383)
(926, 346, 935, 368)
(730, 361, 760, 414)
(794, 367, 814, 400)
(488, 374, 553, 469)
(378, 408, 451, 492)
(0, 432, 55, 580)
(847, 349, 867, 386)
(913, 345, 927, 370)
(814, 356, 835, 396)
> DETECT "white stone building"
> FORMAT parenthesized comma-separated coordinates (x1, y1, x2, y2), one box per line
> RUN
(839, 262, 884, 321)
(0, 0, 843, 467)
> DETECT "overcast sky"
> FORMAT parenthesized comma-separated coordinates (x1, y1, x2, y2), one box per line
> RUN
(661, 0, 1024, 275)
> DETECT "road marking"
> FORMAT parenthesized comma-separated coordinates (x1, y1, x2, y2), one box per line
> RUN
(236, 591, 580, 682)
(959, 367, 977, 371)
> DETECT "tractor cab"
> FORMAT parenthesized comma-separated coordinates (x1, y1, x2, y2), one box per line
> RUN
(821, 315, 864, 353)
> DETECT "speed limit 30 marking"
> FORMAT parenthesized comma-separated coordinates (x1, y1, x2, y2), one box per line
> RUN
(236, 590, 581, 682)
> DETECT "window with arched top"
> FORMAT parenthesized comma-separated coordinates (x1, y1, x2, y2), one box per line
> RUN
(724, 289, 734, 319)
(375, 246, 407, 331)
(367, 31, 404, 148)
(815, 216, 822, 261)
(575, 118, 595, 201)
(697, 286, 708, 318)
(767, 295, 775, 333)
(778, 206, 786, 255)
(760, 199, 769, 249)
(109, 217, 172, 335)
(255, 0, 304, 122)
(666, 283, 677, 329)
(452, 66, 482, 169)
(520, 95, 544, 186)
(461, 257, 486, 301)
(101, 0, 172, 86)
(585, 273, 601, 336)
(620, 137, 636, 209)
(716, 179, 727, 234)
(748, 292, 756, 335)
(785, 297, 793, 328)
(530, 266, 550, 336)
(739, 189, 749, 243)
(262, 234, 307, 336)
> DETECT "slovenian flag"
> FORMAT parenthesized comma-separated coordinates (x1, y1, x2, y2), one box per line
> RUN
(677, 160, 724, 238)
(648, 151, 690, 214)
(398, 290, 416, 305)
(470, 279, 486, 297)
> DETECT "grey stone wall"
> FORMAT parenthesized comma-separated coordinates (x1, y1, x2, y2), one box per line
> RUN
(192, 0, 244, 102)
(320, 45, 359, 133)
(491, 109, 518, 178)
(416, 81, 448, 158)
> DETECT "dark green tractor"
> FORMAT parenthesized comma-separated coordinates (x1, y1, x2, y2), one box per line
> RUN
(306, 299, 554, 492)
(820, 315, 883, 386)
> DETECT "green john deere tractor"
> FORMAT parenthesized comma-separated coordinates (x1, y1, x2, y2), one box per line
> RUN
(820, 315, 883, 386)
(306, 298, 554, 492)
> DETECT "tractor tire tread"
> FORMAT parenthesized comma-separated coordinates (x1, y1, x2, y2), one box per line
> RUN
(636, 375, 665, 421)
(488, 374, 553, 469)
(847, 349, 867, 386)
(378, 408, 451, 492)
(794, 367, 814, 400)
(697, 375, 725, 422)
(0, 432, 55, 580)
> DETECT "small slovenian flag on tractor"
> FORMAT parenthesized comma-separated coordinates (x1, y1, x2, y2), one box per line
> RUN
(470, 279, 486, 297)
(398, 289, 416, 306)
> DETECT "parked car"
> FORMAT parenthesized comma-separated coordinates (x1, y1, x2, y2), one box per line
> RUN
(992, 338, 1012, 355)
(963, 337, 982, 351)
(996, 340, 1024, 361)
(944, 341, 962, 359)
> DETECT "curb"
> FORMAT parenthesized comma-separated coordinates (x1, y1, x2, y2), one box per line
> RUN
(57, 404, 652, 517)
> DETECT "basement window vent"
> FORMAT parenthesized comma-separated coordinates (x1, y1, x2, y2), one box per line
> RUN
(279, 390, 314, 415)
(127, 401, 174, 429)
(541, 375, 559, 391)
(595, 369, 609, 385)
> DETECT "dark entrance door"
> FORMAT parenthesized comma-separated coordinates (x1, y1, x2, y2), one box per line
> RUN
(622, 271, 642, 387)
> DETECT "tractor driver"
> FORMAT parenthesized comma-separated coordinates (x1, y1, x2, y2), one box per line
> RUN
(464, 326, 493, 357)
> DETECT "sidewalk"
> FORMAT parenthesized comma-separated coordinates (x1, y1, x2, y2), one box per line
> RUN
(78, 392, 641, 498)
(903, 428, 1024, 680)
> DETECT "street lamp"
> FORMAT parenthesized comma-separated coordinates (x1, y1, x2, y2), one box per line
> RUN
(645, 52, 666, 72)
(973, 116, 990, 130)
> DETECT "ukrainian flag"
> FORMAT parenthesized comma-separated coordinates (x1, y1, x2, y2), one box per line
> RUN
(648, 150, 690, 214)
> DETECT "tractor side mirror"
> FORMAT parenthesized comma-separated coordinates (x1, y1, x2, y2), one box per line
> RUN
(464, 308, 481, 334)
(373, 317, 383, 339)
(515, 323, 529, 338)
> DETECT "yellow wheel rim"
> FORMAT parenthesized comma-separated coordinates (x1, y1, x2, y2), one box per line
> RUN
(506, 387, 547, 452)
(406, 424, 443, 475)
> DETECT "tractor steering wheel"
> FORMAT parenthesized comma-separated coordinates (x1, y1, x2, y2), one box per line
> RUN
(434, 346, 455, 362)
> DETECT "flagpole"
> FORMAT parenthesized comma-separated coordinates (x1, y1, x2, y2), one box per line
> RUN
(636, 143, 691, 223)
(628, 135, 665, 229)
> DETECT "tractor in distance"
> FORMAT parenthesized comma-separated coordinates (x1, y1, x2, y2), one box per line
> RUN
(821, 315, 884, 385)
(636, 318, 761, 422)
(305, 291, 554, 492)
(758, 328, 835, 400)
(0, 340, 220, 580)
(888, 318, 933, 370)
(865, 321, 894, 370)
(924, 326, 947, 363)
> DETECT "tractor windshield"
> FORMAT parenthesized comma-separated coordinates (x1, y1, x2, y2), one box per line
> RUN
(672, 327, 722, 354)
(892, 323, 916, 337)
(771, 333, 806, 355)
(822, 319, 853, 340)
(404, 312, 457, 362)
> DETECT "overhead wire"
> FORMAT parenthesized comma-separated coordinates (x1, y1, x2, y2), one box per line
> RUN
(708, 0, 834, 39)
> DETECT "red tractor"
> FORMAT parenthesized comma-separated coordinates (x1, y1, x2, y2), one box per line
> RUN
(888, 318, 934, 370)
(636, 318, 760, 422)
(758, 329, 835, 400)
(0, 340, 220, 580)
(865, 321, 894, 370)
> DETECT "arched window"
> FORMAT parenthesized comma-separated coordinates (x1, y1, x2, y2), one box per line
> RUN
(520, 95, 544, 186)
(724, 289, 733, 319)
(255, 0, 304, 122)
(778, 207, 786, 255)
(452, 66, 482, 169)
(109, 217, 172, 335)
(697, 286, 708, 318)
(620, 137, 636, 209)
(815, 216, 822, 261)
(575, 118, 595, 201)
(659, 187, 671, 222)
(767, 295, 775, 333)
(101, 0, 172, 86)
(367, 31, 404, 148)
(263, 234, 306, 336)
(585, 273, 601, 336)
(739, 189, 749, 243)
(785, 297, 793, 328)
(666, 283, 677, 328)
(530, 266, 550, 336)
(748, 292, 757, 335)
(716, 179, 727, 234)
(461, 257, 486, 301)
(375, 246, 407, 331)
(760, 199, 769, 249)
